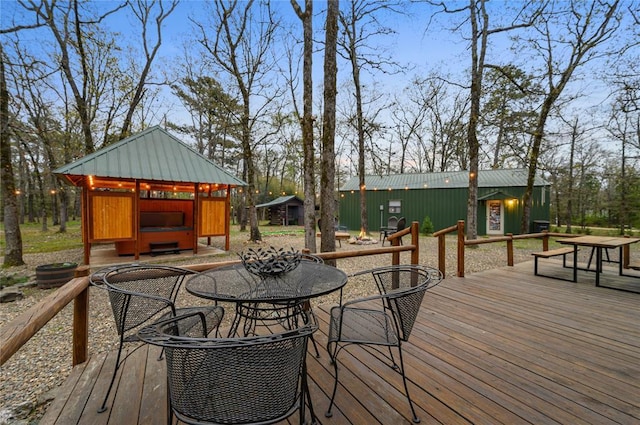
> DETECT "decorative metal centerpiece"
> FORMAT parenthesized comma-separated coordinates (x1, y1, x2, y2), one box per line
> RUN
(239, 246, 301, 277)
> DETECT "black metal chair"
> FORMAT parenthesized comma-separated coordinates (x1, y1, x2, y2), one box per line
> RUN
(380, 216, 398, 246)
(138, 311, 317, 425)
(325, 264, 443, 423)
(89, 263, 224, 413)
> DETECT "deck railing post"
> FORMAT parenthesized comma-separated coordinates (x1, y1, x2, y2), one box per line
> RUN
(623, 235, 630, 268)
(73, 267, 90, 365)
(507, 234, 514, 266)
(411, 221, 419, 266)
(542, 230, 549, 251)
(457, 220, 465, 277)
(437, 234, 446, 278)
(392, 233, 400, 266)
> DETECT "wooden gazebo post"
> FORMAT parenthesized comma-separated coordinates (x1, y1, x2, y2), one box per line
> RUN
(225, 185, 231, 251)
(81, 178, 90, 265)
(193, 183, 199, 255)
(133, 180, 141, 260)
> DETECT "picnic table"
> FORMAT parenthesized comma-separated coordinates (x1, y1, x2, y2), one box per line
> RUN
(556, 235, 640, 291)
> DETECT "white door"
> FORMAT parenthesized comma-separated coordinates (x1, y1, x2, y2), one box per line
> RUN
(486, 200, 504, 235)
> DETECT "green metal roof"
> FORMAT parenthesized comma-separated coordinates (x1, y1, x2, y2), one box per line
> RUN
(54, 126, 246, 186)
(256, 195, 303, 208)
(340, 169, 546, 191)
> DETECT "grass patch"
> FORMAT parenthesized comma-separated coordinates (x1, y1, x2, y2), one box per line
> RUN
(0, 273, 30, 288)
(0, 221, 84, 254)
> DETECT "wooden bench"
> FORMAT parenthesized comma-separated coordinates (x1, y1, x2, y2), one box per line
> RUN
(149, 241, 180, 256)
(532, 247, 577, 281)
(316, 231, 351, 247)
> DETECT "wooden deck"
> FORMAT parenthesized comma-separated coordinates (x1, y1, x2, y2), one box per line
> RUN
(39, 261, 640, 424)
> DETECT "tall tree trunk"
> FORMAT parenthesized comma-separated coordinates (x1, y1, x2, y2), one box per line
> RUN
(0, 45, 25, 266)
(566, 118, 577, 233)
(320, 0, 339, 258)
(465, 0, 487, 240)
(59, 188, 68, 232)
(352, 46, 368, 235)
(242, 102, 261, 242)
(291, 0, 317, 252)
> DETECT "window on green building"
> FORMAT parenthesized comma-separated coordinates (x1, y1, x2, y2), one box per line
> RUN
(389, 199, 401, 214)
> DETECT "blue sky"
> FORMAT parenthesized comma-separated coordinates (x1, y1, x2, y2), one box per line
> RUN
(1, 0, 633, 153)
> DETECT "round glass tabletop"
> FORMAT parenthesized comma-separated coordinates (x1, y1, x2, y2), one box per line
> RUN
(186, 261, 348, 303)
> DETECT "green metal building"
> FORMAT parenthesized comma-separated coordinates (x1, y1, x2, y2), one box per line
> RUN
(338, 168, 550, 235)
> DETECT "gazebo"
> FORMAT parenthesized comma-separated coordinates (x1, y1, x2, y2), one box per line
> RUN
(54, 126, 246, 264)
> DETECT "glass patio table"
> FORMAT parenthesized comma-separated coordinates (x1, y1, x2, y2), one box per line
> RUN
(186, 261, 348, 336)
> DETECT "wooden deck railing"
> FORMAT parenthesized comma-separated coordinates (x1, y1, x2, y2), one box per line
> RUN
(434, 220, 634, 278)
(0, 221, 420, 369)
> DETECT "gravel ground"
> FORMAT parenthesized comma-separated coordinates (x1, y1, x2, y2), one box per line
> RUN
(0, 231, 580, 424)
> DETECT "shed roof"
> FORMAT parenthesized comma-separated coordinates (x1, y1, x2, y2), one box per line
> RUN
(256, 195, 303, 208)
(340, 168, 546, 191)
(54, 126, 246, 187)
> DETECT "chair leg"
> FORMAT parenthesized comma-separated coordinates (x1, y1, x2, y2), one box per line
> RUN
(325, 354, 340, 418)
(98, 336, 125, 413)
(396, 345, 420, 423)
(301, 360, 318, 425)
(166, 376, 173, 425)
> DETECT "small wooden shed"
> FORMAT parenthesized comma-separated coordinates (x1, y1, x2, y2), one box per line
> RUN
(256, 195, 304, 225)
(338, 168, 550, 235)
(54, 126, 246, 264)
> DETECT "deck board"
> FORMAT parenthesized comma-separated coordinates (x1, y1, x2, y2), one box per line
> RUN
(40, 261, 640, 424)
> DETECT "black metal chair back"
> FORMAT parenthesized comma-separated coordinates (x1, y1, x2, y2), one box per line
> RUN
(139, 312, 316, 425)
(89, 264, 224, 413)
(387, 216, 398, 229)
(102, 264, 189, 334)
(325, 264, 442, 423)
(369, 265, 437, 340)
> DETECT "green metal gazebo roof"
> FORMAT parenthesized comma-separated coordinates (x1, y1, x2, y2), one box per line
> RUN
(340, 169, 546, 191)
(54, 126, 246, 186)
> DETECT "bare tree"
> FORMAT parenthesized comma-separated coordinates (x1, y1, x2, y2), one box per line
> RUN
(390, 82, 429, 174)
(519, 0, 622, 233)
(338, 0, 401, 235)
(430, 0, 542, 238)
(608, 95, 640, 234)
(118, 0, 178, 140)
(193, 0, 282, 241)
(0, 9, 49, 266)
(1, 44, 25, 266)
(320, 0, 339, 256)
(397, 75, 469, 173)
(290, 0, 317, 252)
(24, 0, 126, 153)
